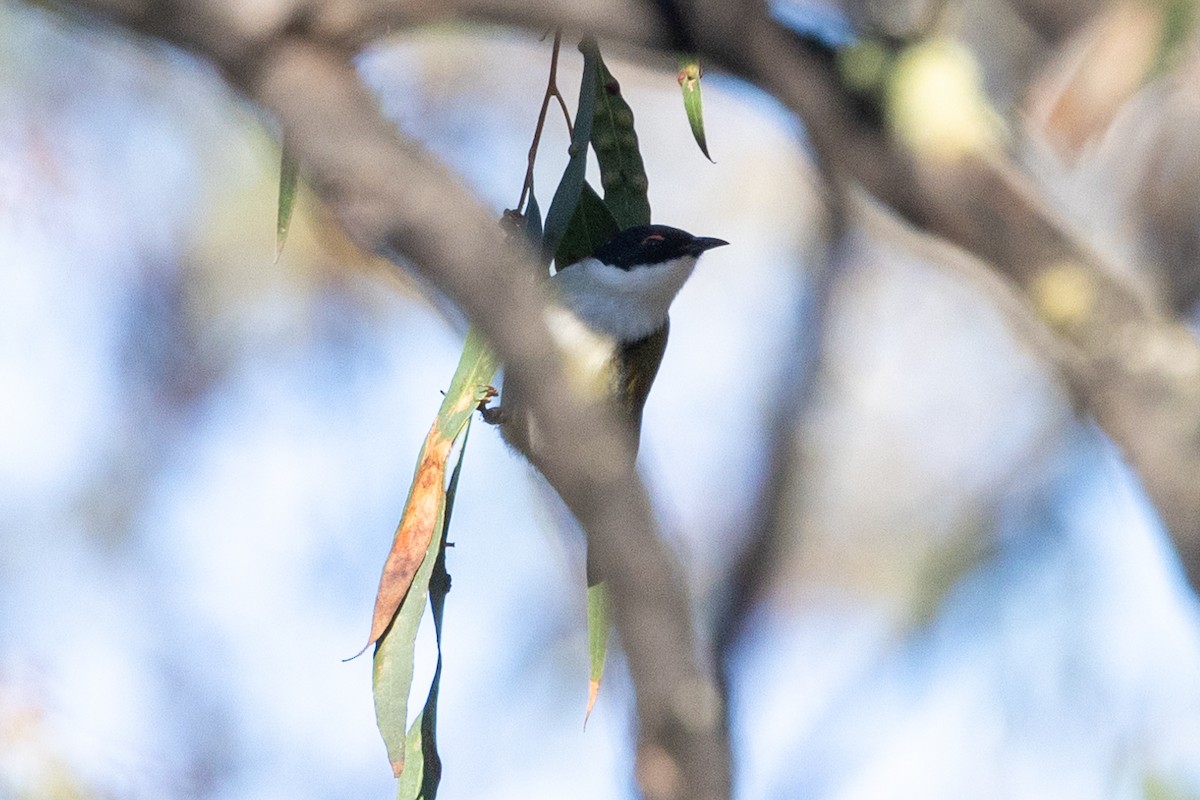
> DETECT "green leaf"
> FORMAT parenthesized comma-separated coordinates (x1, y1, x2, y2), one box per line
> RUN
(678, 58, 714, 162)
(373, 476, 448, 779)
(437, 327, 499, 440)
(581, 39, 652, 229)
(584, 581, 611, 724)
(553, 181, 619, 272)
(372, 328, 497, 778)
(541, 45, 601, 262)
(394, 423, 466, 800)
(524, 188, 544, 248)
(275, 141, 299, 263)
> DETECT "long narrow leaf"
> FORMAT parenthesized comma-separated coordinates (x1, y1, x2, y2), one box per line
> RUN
(524, 188, 544, 247)
(541, 45, 601, 261)
(394, 423, 468, 798)
(1153, 0, 1197, 77)
(365, 329, 497, 648)
(275, 142, 299, 263)
(374, 479, 448, 778)
(369, 328, 497, 778)
(582, 40, 652, 229)
(678, 58, 714, 162)
(585, 581, 611, 725)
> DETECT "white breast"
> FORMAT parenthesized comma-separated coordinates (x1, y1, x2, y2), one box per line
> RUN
(551, 255, 698, 342)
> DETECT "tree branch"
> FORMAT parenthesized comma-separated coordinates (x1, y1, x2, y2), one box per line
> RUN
(661, 0, 1200, 586)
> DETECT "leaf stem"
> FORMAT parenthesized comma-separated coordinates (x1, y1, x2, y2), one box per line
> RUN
(518, 29, 574, 214)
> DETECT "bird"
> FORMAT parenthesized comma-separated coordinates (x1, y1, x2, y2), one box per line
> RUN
(482, 223, 728, 461)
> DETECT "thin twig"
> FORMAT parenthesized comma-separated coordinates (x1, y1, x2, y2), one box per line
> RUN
(517, 29, 574, 213)
(552, 87, 573, 134)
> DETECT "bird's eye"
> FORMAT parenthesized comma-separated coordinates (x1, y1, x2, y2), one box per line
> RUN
(642, 234, 665, 245)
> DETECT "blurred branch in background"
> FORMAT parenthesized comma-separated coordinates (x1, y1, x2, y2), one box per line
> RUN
(673, 0, 1200, 589)
(1129, 50, 1200, 314)
(714, 182, 849, 667)
(1009, 0, 1101, 42)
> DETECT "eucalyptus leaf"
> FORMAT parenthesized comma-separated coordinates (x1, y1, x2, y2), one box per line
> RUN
(541, 45, 600, 262)
(585, 581, 611, 724)
(553, 181, 619, 272)
(275, 143, 299, 262)
(374, 486, 447, 779)
(372, 329, 496, 778)
(678, 58, 714, 162)
(582, 39, 652, 229)
(394, 423, 466, 800)
(524, 189, 544, 248)
(365, 329, 497, 650)
(1153, 0, 1197, 77)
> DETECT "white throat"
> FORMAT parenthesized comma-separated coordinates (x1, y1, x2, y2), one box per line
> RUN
(551, 255, 698, 342)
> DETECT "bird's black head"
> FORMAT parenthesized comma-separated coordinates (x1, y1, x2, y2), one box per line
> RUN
(591, 224, 728, 270)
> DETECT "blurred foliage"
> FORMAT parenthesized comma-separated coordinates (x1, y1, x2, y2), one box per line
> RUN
(1145, 773, 1200, 800)
(1152, 0, 1198, 76)
(886, 37, 1002, 161)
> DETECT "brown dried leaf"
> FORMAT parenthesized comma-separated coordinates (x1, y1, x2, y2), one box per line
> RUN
(367, 425, 454, 646)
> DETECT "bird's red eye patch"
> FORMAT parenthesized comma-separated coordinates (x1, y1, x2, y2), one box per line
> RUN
(642, 234, 665, 245)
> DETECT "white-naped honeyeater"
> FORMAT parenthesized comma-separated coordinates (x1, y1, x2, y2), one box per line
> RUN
(482, 223, 728, 465)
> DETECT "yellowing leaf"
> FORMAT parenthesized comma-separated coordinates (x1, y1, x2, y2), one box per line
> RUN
(585, 581, 611, 725)
(374, 484, 449, 778)
(365, 328, 496, 647)
(367, 428, 452, 646)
